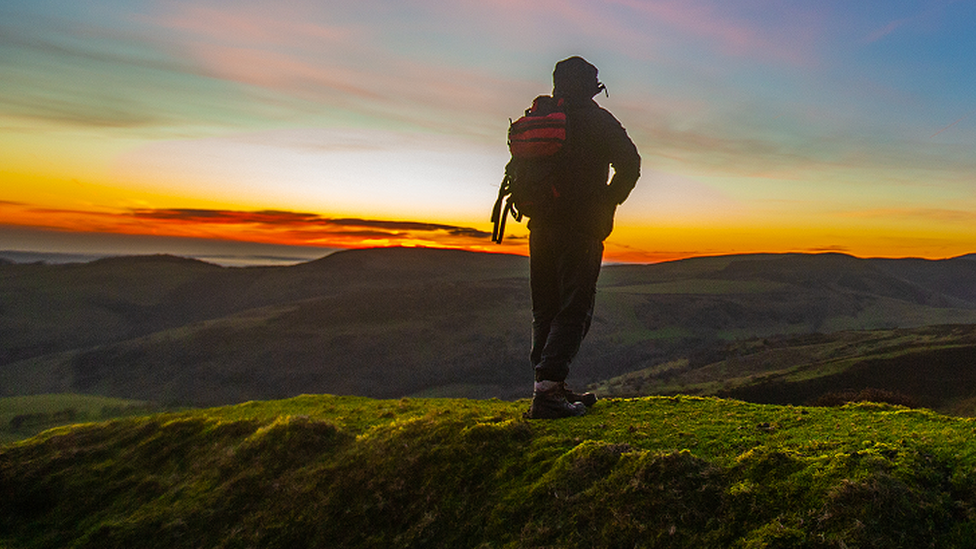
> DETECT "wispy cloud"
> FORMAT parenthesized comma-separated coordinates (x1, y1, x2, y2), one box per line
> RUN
(143, 1, 527, 137)
(128, 208, 494, 239)
(839, 207, 975, 225)
(930, 109, 976, 138)
(804, 245, 852, 254)
(0, 10, 261, 133)
(607, 0, 820, 65)
(0, 21, 169, 128)
(862, 18, 911, 44)
(130, 209, 323, 224)
(1, 201, 509, 253)
(861, 1, 961, 44)
(148, 3, 357, 46)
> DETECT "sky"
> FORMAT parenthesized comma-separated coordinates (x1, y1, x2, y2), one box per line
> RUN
(2, 0, 975, 264)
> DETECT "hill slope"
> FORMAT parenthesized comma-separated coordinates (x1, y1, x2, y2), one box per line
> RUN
(594, 323, 976, 415)
(3, 248, 976, 406)
(4, 395, 976, 547)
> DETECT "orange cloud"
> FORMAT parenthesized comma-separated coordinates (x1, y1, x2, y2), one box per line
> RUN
(0, 201, 526, 256)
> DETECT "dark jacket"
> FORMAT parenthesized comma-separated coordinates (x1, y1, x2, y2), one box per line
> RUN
(528, 98, 640, 240)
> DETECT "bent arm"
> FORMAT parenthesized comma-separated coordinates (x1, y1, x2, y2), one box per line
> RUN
(606, 125, 640, 205)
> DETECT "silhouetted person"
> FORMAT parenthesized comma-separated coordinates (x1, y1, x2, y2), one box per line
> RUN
(526, 56, 641, 419)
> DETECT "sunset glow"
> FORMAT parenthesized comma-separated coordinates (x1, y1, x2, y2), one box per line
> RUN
(3, 1, 975, 263)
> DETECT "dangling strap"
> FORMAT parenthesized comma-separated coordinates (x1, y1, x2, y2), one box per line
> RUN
(491, 173, 511, 243)
(491, 161, 527, 244)
(492, 196, 524, 244)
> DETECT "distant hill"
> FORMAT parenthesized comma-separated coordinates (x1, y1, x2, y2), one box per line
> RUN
(0, 250, 110, 264)
(2, 248, 976, 407)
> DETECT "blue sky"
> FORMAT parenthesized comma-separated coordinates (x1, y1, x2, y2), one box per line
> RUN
(2, 0, 974, 262)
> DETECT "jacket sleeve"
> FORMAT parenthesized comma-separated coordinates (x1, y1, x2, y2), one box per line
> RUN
(604, 114, 641, 205)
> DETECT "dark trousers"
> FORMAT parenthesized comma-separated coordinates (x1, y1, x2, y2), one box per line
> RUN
(529, 226, 604, 383)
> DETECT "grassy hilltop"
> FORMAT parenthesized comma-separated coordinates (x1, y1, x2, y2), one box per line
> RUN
(5, 394, 976, 548)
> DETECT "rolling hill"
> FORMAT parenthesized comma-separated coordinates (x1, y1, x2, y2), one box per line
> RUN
(2, 248, 976, 409)
(592, 324, 976, 414)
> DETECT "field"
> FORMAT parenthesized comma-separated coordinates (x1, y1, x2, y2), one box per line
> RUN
(4, 394, 976, 547)
(0, 394, 157, 444)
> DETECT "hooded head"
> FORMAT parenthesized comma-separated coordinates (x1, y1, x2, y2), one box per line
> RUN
(552, 56, 605, 100)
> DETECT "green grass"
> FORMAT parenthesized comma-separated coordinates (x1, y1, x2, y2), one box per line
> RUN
(4, 394, 976, 547)
(0, 394, 158, 444)
(820, 297, 976, 333)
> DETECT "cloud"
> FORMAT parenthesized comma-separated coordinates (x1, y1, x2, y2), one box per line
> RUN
(125, 208, 496, 242)
(605, 0, 820, 65)
(141, 1, 529, 138)
(0, 10, 250, 132)
(930, 109, 976, 138)
(127, 207, 490, 235)
(147, 3, 357, 46)
(4, 202, 511, 255)
(839, 207, 975, 225)
(863, 19, 910, 43)
(0, 93, 168, 129)
(327, 218, 492, 238)
(1, 18, 145, 124)
(623, 94, 976, 192)
(803, 245, 852, 254)
(603, 240, 700, 264)
(130, 208, 322, 224)
(861, 2, 962, 44)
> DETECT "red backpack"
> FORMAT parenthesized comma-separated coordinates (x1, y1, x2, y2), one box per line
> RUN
(491, 96, 567, 243)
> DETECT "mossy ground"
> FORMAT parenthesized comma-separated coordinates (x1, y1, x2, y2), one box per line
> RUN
(3, 394, 976, 548)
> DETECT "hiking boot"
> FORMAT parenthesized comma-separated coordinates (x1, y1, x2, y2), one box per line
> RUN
(561, 383, 598, 408)
(525, 380, 586, 419)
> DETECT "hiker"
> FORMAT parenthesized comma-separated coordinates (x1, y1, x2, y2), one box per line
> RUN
(523, 56, 641, 419)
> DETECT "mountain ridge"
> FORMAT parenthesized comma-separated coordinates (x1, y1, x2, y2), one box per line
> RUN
(2, 247, 975, 408)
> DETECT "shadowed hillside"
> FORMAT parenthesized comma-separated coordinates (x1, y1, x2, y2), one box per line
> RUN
(2, 248, 976, 407)
(594, 324, 976, 415)
(0, 248, 528, 366)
